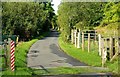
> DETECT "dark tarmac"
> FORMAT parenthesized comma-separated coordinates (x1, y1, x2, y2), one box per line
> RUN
(27, 30, 112, 77)
(27, 30, 87, 68)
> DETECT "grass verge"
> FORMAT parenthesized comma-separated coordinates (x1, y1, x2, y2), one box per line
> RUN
(59, 37, 101, 67)
(2, 39, 38, 75)
(1, 32, 117, 76)
(1, 32, 49, 76)
(58, 37, 118, 74)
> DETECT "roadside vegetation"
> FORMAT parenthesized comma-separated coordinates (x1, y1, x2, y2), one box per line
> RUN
(57, 1, 119, 74)
(2, 2, 56, 41)
(1, 1, 120, 76)
(2, 39, 38, 75)
(58, 37, 118, 74)
(2, 32, 49, 76)
(1, 33, 110, 76)
(58, 37, 101, 67)
(1, 2, 56, 76)
(57, 2, 120, 41)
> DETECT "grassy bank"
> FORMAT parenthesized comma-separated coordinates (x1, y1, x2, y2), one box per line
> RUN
(59, 37, 101, 67)
(2, 39, 38, 75)
(2, 32, 49, 76)
(58, 37, 118, 74)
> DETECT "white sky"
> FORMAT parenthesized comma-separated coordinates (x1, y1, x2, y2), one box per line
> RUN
(51, 0, 61, 14)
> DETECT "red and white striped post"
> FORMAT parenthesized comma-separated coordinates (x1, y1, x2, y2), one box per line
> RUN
(10, 40, 15, 71)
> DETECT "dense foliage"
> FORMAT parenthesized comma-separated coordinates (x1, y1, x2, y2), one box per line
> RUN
(57, 2, 120, 42)
(101, 2, 120, 26)
(57, 2, 105, 42)
(2, 2, 55, 40)
(97, 2, 120, 36)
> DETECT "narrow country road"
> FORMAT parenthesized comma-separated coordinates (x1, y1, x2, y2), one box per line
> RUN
(27, 30, 87, 69)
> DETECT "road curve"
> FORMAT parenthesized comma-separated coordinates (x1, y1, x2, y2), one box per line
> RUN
(27, 30, 87, 69)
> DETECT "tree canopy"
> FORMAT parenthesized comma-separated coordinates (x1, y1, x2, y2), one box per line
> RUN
(100, 2, 120, 26)
(57, 2, 106, 42)
(2, 2, 55, 40)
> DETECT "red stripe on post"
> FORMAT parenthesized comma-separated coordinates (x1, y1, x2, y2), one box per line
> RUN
(10, 40, 15, 72)
(11, 46, 15, 51)
(10, 50, 14, 54)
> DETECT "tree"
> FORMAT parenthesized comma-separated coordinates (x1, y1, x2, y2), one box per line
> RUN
(57, 2, 105, 42)
(100, 2, 120, 26)
(2, 2, 55, 40)
(96, 2, 120, 36)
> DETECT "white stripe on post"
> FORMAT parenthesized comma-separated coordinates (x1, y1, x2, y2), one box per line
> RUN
(10, 40, 15, 71)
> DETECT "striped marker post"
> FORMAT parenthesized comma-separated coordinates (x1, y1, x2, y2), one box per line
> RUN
(10, 40, 15, 71)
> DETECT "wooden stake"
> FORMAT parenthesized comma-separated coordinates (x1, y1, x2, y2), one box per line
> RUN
(88, 33, 90, 53)
(102, 48, 107, 67)
(82, 32, 84, 51)
(74, 30, 77, 47)
(71, 29, 74, 44)
(95, 31, 96, 42)
(98, 34, 102, 56)
(101, 38, 106, 67)
(110, 37, 120, 62)
(4, 40, 8, 67)
(77, 32, 81, 48)
(110, 37, 113, 59)
(7, 38, 11, 70)
(94, 31, 97, 45)
(16, 36, 19, 44)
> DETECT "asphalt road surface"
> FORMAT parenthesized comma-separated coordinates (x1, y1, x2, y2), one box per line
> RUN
(27, 30, 112, 77)
(27, 30, 87, 69)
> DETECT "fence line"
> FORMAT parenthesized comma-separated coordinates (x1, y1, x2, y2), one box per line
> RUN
(71, 29, 119, 67)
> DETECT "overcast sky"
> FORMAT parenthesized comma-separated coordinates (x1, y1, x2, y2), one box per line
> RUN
(51, 0, 61, 14)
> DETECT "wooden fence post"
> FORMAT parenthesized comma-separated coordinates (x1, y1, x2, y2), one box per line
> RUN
(88, 33, 90, 53)
(110, 37, 113, 59)
(74, 30, 77, 47)
(71, 29, 74, 44)
(110, 37, 120, 62)
(4, 40, 8, 67)
(82, 32, 84, 51)
(16, 36, 19, 44)
(77, 30, 81, 48)
(95, 31, 96, 42)
(102, 48, 107, 67)
(98, 34, 102, 56)
(7, 38, 11, 70)
(101, 38, 107, 67)
(94, 31, 97, 45)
